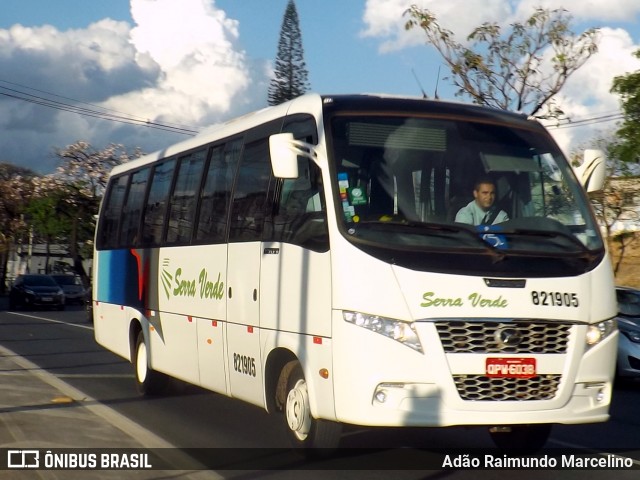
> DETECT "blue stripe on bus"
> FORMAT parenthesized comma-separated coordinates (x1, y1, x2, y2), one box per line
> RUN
(95, 249, 143, 308)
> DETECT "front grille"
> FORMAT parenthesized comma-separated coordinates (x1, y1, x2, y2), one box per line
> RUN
(453, 375, 561, 401)
(435, 320, 571, 354)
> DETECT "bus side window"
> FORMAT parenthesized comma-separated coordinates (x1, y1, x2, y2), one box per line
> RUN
(229, 139, 272, 242)
(268, 158, 328, 252)
(195, 141, 240, 244)
(166, 150, 206, 245)
(142, 159, 176, 247)
(119, 168, 150, 247)
(97, 174, 128, 250)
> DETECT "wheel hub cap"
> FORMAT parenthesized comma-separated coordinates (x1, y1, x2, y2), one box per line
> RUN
(286, 379, 311, 439)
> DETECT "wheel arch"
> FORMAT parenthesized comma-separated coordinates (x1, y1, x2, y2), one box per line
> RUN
(264, 347, 298, 414)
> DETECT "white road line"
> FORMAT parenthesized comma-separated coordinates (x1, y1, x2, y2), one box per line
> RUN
(7, 311, 94, 330)
(0, 333, 221, 476)
(0, 342, 172, 448)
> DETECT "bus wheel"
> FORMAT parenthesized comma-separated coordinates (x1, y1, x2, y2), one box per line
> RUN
(489, 424, 551, 453)
(284, 363, 342, 452)
(134, 331, 167, 396)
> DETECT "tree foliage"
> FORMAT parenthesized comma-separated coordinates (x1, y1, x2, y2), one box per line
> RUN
(404, 6, 599, 119)
(611, 49, 640, 163)
(591, 178, 640, 275)
(28, 142, 140, 282)
(572, 134, 640, 276)
(0, 164, 36, 290)
(0, 163, 36, 241)
(0, 142, 140, 289)
(25, 191, 72, 274)
(268, 0, 310, 106)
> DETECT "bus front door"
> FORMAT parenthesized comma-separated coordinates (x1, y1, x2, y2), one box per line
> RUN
(226, 242, 264, 406)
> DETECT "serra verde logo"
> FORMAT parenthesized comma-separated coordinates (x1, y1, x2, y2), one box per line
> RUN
(161, 259, 224, 301)
(421, 291, 508, 309)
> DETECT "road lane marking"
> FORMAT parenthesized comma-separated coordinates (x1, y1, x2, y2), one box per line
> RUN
(7, 311, 94, 330)
(0, 344, 222, 477)
(0, 343, 172, 447)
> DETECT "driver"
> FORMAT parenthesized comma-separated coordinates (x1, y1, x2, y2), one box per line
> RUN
(455, 177, 509, 226)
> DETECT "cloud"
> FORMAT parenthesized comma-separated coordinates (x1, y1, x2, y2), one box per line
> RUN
(0, 0, 270, 172)
(546, 27, 640, 153)
(0, 20, 158, 101)
(362, 0, 640, 52)
(0, 19, 159, 171)
(513, 0, 640, 23)
(361, 0, 512, 52)
(362, 0, 640, 153)
(113, 0, 265, 123)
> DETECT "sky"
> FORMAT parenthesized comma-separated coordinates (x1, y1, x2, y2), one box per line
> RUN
(1, 0, 640, 173)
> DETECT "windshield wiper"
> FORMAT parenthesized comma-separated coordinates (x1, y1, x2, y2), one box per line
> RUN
(351, 220, 507, 262)
(499, 227, 597, 260)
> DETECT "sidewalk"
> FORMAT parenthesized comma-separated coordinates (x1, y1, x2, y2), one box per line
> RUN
(0, 342, 219, 479)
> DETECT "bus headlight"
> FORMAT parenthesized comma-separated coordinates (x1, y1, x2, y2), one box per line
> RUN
(343, 311, 423, 353)
(586, 319, 617, 348)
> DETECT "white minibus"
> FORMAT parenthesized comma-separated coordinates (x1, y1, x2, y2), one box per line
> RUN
(93, 93, 617, 452)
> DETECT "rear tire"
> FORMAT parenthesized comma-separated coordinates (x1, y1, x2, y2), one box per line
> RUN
(134, 331, 168, 396)
(283, 362, 341, 454)
(489, 424, 552, 453)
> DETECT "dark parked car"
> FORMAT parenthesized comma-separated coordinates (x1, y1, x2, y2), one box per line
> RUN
(51, 274, 86, 305)
(616, 286, 640, 378)
(9, 274, 65, 310)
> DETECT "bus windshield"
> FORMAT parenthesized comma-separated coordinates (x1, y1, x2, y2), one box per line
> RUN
(329, 114, 603, 257)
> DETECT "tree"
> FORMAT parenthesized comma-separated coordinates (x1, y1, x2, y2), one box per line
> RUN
(25, 190, 71, 274)
(268, 0, 310, 106)
(611, 49, 640, 163)
(404, 7, 599, 120)
(570, 134, 640, 277)
(30, 142, 140, 284)
(575, 135, 640, 276)
(0, 164, 36, 291)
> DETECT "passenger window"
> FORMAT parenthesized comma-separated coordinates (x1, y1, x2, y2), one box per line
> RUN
(195, 140, 241, 244)
(142, 160, 176, 247)
(119, 168, 150, 247)
(228, 139, 272, 242)
(98, 175, 128, 249)
(166, 150, 206, 245)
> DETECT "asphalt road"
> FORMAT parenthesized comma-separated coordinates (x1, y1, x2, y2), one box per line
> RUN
(1, 304, 639, 479)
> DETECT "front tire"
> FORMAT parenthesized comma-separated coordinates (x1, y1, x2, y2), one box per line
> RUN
(283, 362, 341, 452)
(134, 331, 168, 396)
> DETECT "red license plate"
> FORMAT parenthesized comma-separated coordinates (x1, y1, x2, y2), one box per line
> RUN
(486, 357, 536, 378)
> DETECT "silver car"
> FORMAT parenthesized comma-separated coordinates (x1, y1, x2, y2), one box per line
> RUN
(51, 274, 86, 305)
(616, 286, 640, 378)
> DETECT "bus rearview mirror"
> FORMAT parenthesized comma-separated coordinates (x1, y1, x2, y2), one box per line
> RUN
(269, 133, 318, 179)
(269, 133, 300, 179)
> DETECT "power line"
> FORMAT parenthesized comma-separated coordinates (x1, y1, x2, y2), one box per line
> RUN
(3, 77, 622, 135)
(0, 78, 200, 136)
(547, 112, 624, 130)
